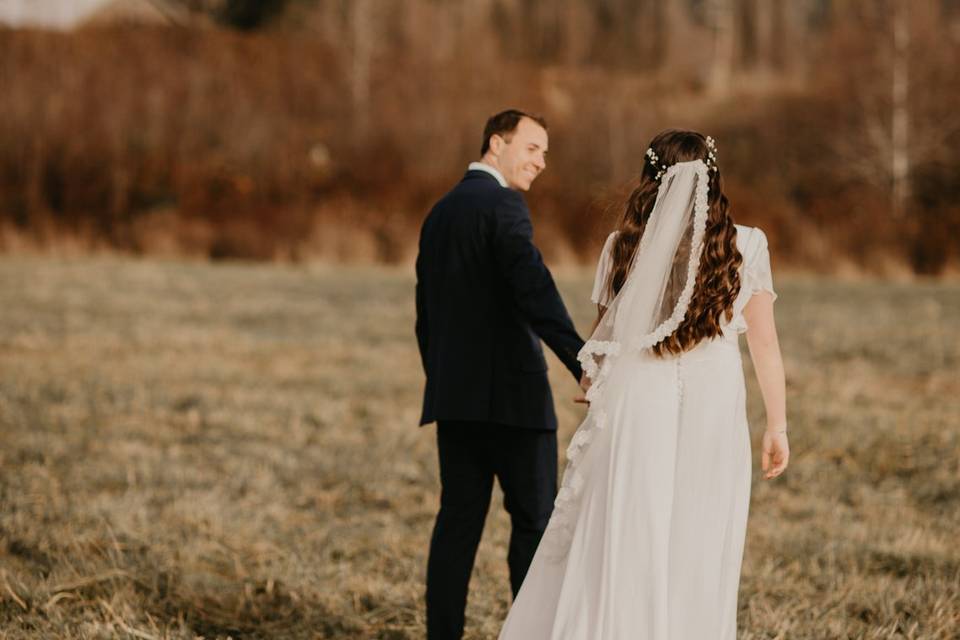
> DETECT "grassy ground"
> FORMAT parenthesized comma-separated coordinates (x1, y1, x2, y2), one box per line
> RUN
(0, 258, 958, 639)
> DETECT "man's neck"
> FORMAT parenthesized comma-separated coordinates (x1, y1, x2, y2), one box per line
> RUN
(468, 160, 508, 188)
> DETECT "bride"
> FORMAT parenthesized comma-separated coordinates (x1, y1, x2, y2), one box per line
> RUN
(498, 129, 789, 639)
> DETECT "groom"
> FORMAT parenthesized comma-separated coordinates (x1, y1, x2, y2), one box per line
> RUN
(415, 109, 586, 639)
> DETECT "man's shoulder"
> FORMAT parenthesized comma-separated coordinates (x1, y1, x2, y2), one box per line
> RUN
(459, 172, 516, 198)
(435, 174, 524, 213)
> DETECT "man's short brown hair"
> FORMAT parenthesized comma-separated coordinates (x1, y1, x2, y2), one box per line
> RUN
(481, 109, 548, 156)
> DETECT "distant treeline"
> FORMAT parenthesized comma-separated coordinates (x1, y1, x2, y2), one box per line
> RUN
(1, 0, 958, 273)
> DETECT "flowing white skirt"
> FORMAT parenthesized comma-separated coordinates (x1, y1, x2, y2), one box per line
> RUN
(499, 337, 752, 640)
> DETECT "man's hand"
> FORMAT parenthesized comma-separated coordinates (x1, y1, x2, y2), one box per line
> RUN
(574, 372, 592, 404)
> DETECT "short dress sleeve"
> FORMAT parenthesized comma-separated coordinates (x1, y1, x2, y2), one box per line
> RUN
(743, 228, 777, 301)
(726, 226, 777, 337)
(590, 232, 618, 307)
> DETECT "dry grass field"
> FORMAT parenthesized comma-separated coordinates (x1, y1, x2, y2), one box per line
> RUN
(1, 258, 958, 639)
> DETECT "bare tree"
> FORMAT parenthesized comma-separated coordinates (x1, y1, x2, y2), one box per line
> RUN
(891, 0, 909, 217)
(350, 0, 375, 139)
(824, 0, 956, 219)
(708, 0, 736, 95)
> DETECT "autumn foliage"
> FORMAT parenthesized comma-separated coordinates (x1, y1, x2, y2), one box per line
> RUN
(0, 0, 958, 273)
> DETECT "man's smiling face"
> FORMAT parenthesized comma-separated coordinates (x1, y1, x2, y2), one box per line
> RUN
(492, 117, 548, 192)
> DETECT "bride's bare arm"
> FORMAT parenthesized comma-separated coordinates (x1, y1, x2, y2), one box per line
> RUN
(590, 304, 607, 334)
(574, 305, 607, 404)
(743, 291, 789, 479)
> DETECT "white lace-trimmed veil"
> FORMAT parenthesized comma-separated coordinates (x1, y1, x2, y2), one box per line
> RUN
(541, 159, 712, 561)
(578, 159, 711, 391)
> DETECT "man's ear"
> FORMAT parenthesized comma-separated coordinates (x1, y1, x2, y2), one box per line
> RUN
(489, 133, 505, 156)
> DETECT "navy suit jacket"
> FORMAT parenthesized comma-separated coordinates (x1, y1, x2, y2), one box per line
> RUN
(415, 170, 585, 431)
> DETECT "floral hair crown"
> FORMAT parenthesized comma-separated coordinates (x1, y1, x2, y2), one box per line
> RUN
(645, 136, 719, 181)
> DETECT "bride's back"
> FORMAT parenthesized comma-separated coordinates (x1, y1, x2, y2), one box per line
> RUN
(599, 129, 743, 358)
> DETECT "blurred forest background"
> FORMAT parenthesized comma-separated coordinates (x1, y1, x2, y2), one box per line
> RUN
(1, 0, 959, 273)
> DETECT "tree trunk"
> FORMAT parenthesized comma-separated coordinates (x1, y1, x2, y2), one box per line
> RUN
(351, 0, 374, 140)
(709, 0, 736, 95)
(891, 1, 910, 218)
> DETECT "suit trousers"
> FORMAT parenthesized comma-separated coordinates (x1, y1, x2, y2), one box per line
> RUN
(426, 420, 558, 640)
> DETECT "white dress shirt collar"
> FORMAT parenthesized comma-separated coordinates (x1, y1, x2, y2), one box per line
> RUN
(468, 161, 508, 188)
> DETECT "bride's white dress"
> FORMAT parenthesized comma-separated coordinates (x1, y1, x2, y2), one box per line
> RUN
(499, 224, 776, 640)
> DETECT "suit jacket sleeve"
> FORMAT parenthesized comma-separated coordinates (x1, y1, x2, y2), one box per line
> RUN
(492, 191, 585, 381)
(414, 244, 429, 372)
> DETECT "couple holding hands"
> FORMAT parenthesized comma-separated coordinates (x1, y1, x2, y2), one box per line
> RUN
(415, 109, 788, 640)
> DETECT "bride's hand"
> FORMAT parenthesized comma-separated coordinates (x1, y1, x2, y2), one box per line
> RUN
(573, 372, 592, 404)
(761, 430, 789, 480)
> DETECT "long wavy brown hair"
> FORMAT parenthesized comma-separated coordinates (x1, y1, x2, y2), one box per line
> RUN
(606, 129, 742, 357)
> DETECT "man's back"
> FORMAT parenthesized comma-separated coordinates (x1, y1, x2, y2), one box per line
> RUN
(415, 170, 583, 431)
(420, 110, 586, 640)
